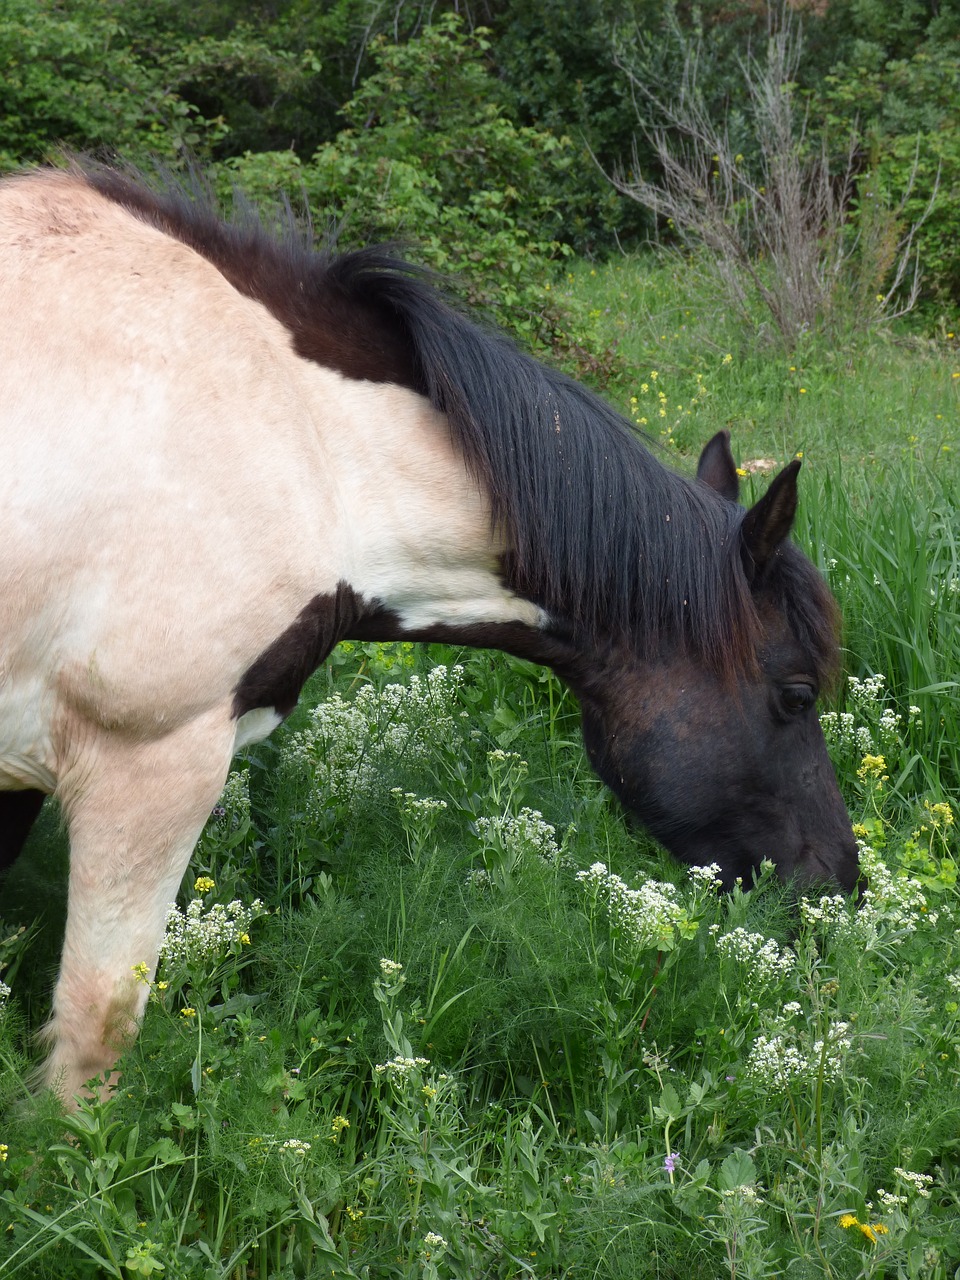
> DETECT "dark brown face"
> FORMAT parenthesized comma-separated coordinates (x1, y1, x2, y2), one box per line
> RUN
(576, 628, 860, 893)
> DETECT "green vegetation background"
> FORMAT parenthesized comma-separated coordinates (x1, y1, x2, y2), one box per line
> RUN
(1, 2, 959, 1277)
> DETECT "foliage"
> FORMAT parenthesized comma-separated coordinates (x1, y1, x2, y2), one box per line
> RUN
(610, 17, 932, 349)
(3, 618, 960, 1273)
(819, 41, 960, 311)
(219, 14, 617, 365)
(0, 0, 315, 169)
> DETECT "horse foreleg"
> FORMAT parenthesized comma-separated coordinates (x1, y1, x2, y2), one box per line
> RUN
(41, 711, 236, 1104)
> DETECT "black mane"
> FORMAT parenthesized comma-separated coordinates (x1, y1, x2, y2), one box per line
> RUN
(80, 163, 836, 681)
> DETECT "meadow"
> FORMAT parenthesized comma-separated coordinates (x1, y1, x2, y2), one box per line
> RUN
(0, 256, 958, 1279)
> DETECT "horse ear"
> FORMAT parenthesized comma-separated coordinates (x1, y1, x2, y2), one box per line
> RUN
(740, 459, 801, 576)
(696, 430, 740, 502)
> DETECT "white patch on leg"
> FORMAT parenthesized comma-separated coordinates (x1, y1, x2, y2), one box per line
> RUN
(233, 706, 283, 751)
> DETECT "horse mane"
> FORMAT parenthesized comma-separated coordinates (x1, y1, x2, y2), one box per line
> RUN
(77, 162, 837, 682)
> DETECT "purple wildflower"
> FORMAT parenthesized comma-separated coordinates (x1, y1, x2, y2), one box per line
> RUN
(664, 1152, 680, 1173)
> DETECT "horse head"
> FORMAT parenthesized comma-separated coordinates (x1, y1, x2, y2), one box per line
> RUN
(563, 433, 859, 892)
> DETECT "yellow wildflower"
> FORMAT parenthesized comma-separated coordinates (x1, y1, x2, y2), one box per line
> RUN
(194, 876, 216, 893)
(329, 1115, 351, 1142)
(858, 754, 887, 781)
(839, 1214, 887, 1243)
(925, 800, 954, 825)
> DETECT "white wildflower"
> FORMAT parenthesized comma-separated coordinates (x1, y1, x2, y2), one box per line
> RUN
(744, 1020, 851, 1091)
(476, 807, 560, 867)
(894, 1167, 934, 1198)
(280, 1139, 312, 1156)
(848, 673, 886, 707)
(160, 897, 263, 969)
(282, 665, 466, 809)
(577, 863, 697, 952)
(721, 1184, 763, 1205)
(876, 1189, 908, 1209)
(716, 928, 796, 985)
(688, 862, 723, 887)
(374, 1055, 431, 1078)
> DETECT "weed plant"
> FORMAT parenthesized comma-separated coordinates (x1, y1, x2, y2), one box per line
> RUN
(1, 262, 959, 1277)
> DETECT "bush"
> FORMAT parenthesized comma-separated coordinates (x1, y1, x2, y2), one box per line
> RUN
(821, 42, 960, 311)
(218, 14, 620, 367)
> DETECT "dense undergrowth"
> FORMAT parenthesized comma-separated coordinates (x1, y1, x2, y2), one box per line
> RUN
(1, 260, 959, 1278)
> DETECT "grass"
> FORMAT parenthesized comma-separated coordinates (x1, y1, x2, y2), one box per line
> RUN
(1, 253, 959, 1278)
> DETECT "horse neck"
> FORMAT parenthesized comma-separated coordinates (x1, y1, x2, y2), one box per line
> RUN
(301, 365, 546, 638)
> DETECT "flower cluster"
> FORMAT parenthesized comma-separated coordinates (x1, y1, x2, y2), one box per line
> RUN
(329, 1115, 350, 1143)
(0, 980, 10, 1011)
(847, 673, 887, 709)
(721, 1184, 763, 1205)
(799, 892, 854, 933)
(279, 1138, 312, 1157)
(858, 842, 938, 931)
(282, 665, 466, 810)
(801, 842, 941, 948)
(160, 896, 264, 970)
(893, 1166, 934, 1198)
(476, 807, 560, 866)
(577, 863, 699, 953)
(374, 1054, 431, 1079)
(840, 1213, 889, 1244)
(688, 862, 723, 888)
(716, 927, 796, 986)
(819, 710, 875, 759)
(876, 1188, 907, 1209)
(744, 1019, 852, 1091)
(216, 770, 251, 824)
(392, 791, 447, 823)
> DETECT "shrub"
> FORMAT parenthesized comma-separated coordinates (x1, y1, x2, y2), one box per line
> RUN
(218, 14, 618, 368)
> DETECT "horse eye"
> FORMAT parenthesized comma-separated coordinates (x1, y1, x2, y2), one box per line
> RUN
(780, 683, 816, 713)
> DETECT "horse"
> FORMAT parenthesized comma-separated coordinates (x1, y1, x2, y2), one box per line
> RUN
(0, 164, 858, 1104)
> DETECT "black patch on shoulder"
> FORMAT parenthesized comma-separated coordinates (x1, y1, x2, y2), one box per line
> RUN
(233, 583, 377, 720)
(80, 164, 423, 391)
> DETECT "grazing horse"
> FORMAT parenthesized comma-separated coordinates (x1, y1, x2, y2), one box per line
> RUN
(0, 165, 858, 1103)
